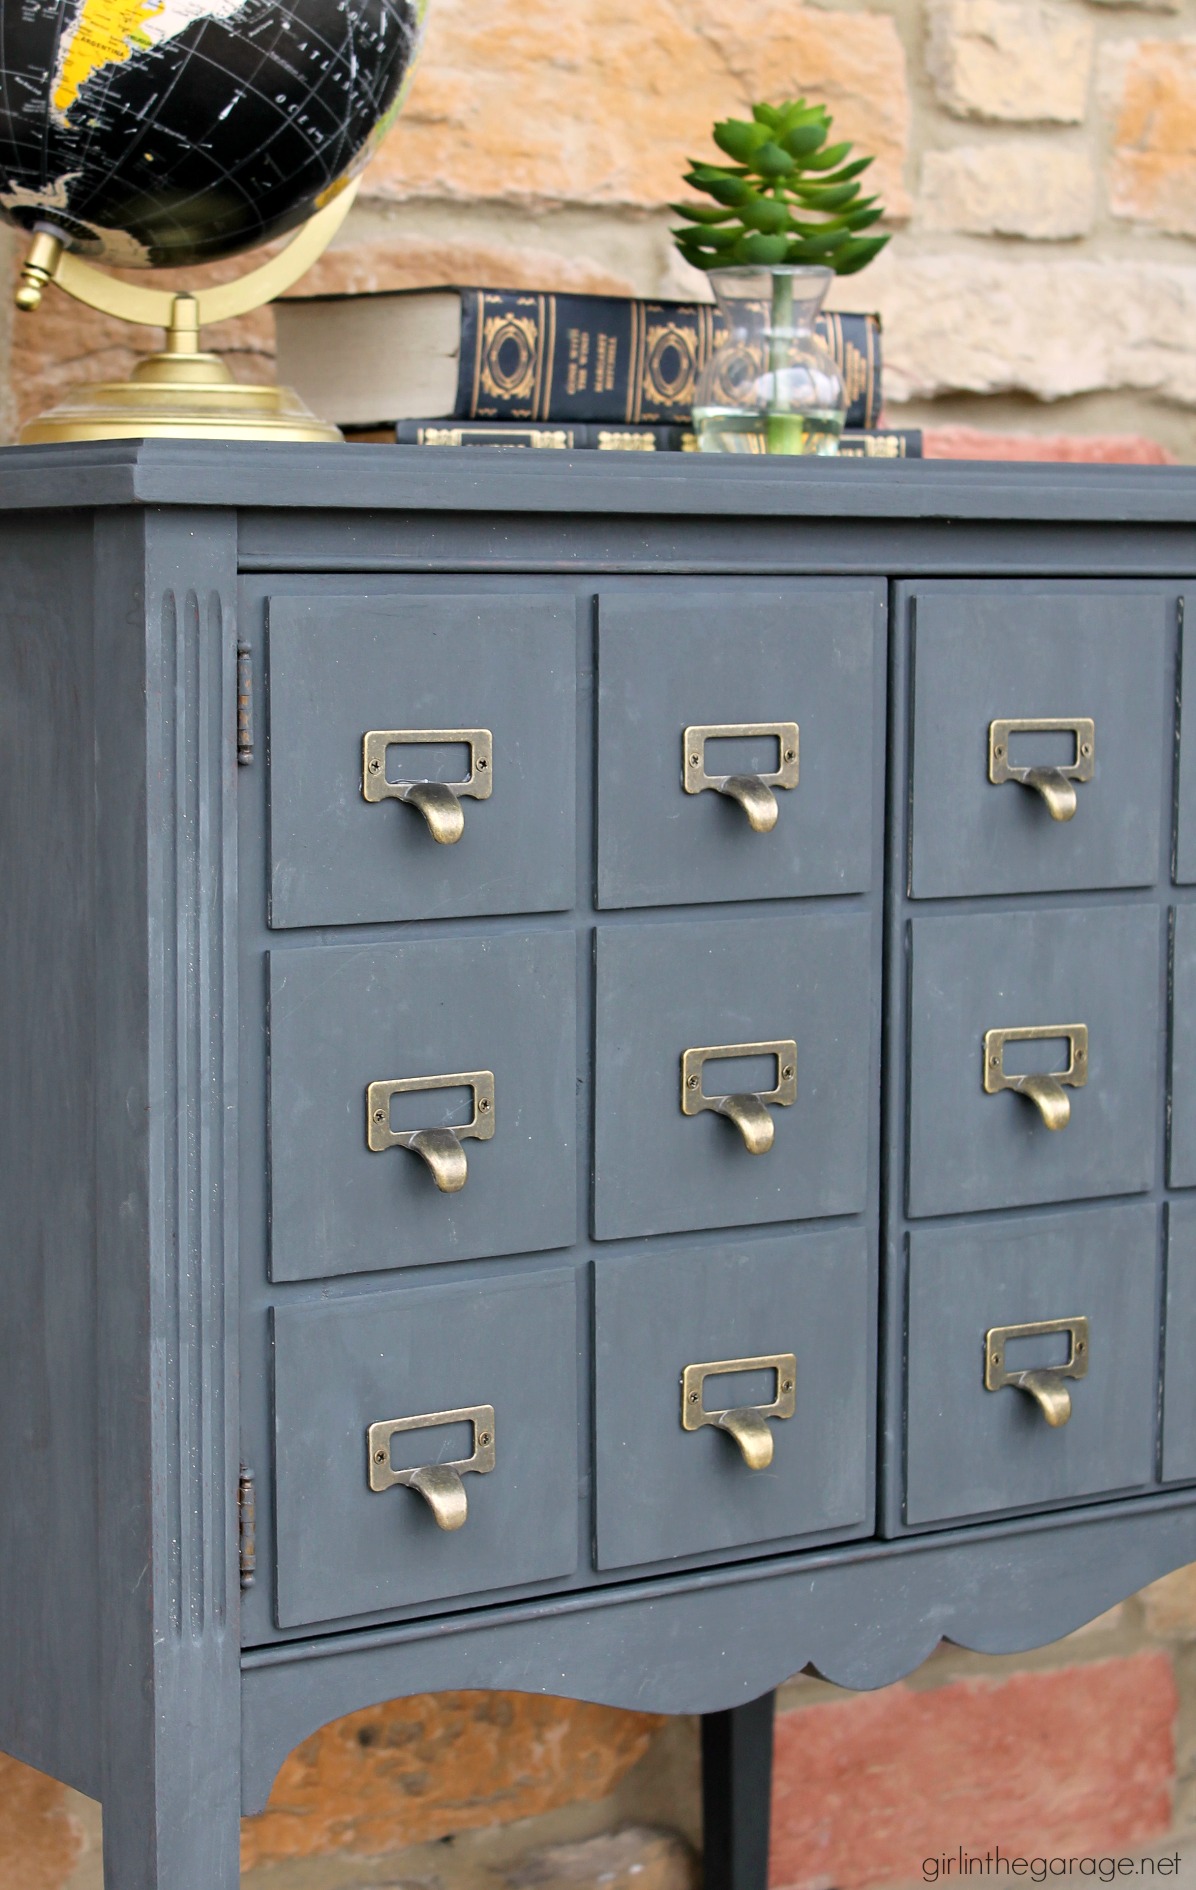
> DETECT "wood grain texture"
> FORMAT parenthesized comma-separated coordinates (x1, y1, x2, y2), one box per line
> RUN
(92, 510, 242, 1889)
(0, 444, 1193, 524)
(1, 452, 1195, 1890)
(0, 513, 101, 1796)
(240, 1493, 1196, 1813)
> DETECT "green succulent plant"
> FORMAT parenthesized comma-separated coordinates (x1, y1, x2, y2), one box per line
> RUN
(672, 98, 889, 276)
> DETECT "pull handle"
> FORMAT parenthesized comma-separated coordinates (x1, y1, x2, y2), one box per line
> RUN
(988, 719, 1094, 823)
(1008, 1370, 1073, 1427)
(983, 1025, 1087, 1131)
(985, 1318, 1088, 1430)
(1019, 769, 1077, 823)
(405, 1127, 470, 1193)
(405, 1464, 469, 1530)
(367, 1070, 495, 1192)
(363, 727, 493, 845)
(719, 774, 781, 834)
(1011, 1071, 1071, 1131)
(682, 1041, 797, 1154)
(682, 1354, 797, 1468)
(683, 722, 799, 834)
(368, 1404, 496, 1531)
(716, 1407, 776, 1469)
(396, 780, 466, 845)
(715, 1092, 777, 1155)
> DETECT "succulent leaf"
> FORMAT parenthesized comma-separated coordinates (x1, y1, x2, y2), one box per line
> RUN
(831, 235, 889, 274)
(737, 231, 791, 264)
(780, 122, 827, 158)
(706, 174, 756, 206)
(739, 195, 791, 233)
(809, 156, 874, 185)
(792, 181, 861, 210)
(799, 141, 853, 172)
(669, 202, 738, 224)
(752, 141, 796, 179)
(712, 117, 770, 162)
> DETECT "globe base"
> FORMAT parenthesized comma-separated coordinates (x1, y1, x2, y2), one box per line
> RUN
(20, 348, 342, 444)
(15, 182, 359, 444)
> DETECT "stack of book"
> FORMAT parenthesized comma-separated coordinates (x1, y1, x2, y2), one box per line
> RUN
(274, 286, 922, 457)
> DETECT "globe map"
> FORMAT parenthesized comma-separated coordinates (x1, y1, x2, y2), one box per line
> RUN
(0, 0, 424, 267)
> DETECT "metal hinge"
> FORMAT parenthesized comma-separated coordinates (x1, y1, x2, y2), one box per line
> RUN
(238, 1465, 256, 1589)
(236, 640, 254, 765)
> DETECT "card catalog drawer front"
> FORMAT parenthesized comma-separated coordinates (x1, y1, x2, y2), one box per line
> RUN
(268, 930, 576, 1280)
(1170, 904, 1196, 1186)
(904, 1203, 1159, 1527)
(266, 594, 575, 927)
(593, 911, 874, 1240)
(593, 1229, 871, 1571)
(272, 1269, 578, 1628)
(1172, 595, 1196, 882)
(1164, 1200, 1196, 1482)
(906, 905, 1160, 1218)
(596, 584, 883, 910)
(908, 588, 1167, 899)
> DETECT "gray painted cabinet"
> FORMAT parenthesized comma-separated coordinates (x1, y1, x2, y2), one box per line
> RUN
(2, 445, 1196, 1890)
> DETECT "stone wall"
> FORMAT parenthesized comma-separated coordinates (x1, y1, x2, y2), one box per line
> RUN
(6, 0, 1196, 456)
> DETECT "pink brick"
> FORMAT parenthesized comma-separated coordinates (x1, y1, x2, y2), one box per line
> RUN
(770, 1653, 1177, 1890)
(923, 427, 1177, 464)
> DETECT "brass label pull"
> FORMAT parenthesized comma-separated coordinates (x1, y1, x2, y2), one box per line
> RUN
(368, 1404, 496, 1530)
(681, 1040, 797, 1154)
(983, 1024, 1087, 1131)
(367, 1070, 495, 1191)
(985, 1318, 1089, 1428)
(683, 722, 799, 833)
(363, 727, 493, 844)
(681, 1354, 797, 1469)
(988, 718, 1094, 822)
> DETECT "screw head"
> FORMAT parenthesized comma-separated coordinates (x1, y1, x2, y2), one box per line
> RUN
(690, 753, 700, 765)
(477, 756, 488, 770)
(686, 1073, 700, 1090)
(995, 744, 1005, 759)
(785, 748, 796, 761)
(990, 1053, 1000, 1067)
(373, 1109, 385, 1123)
(1076, 1340, 1086, 1354)
(1075, 1048, 1085, 1060)
(374, 1449, 386, 1463)
(479, 1097, 491, 1112)
(781, 1378, 794, 1393)
(1081, 743, 1092, 757)
(990, 1352, 1000, 1367)
(782, 1064, 794, 1080)
(368, 758, 380, 773)
(478, 1431, 492, 1446)
(688, 1391, 700, 1403)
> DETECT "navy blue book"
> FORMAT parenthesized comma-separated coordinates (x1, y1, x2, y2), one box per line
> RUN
(384, 420, 922, 457)
(276, 287, 883, 432)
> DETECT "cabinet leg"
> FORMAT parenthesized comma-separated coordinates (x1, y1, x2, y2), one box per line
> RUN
(701, 1691, 776, 1890)
(100, 1776, 241, 1890)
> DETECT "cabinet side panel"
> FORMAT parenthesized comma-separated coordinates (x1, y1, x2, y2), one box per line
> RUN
(0, 511, 101, 1793)
(93, 510, 242, 1885)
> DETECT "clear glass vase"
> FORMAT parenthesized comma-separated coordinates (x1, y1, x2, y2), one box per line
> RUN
(692, 264, 847, 455)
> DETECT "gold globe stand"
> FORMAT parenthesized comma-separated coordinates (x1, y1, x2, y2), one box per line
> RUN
(13, 177, 360, 443)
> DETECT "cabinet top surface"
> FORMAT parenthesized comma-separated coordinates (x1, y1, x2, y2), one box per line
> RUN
(3, 439, 1196, 523)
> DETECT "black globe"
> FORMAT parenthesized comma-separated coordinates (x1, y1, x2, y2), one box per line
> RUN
(0, 0, 424, 267)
